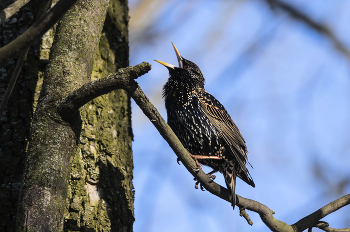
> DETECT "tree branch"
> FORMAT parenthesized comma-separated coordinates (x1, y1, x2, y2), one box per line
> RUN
(240, 207, 254, 226)
(58, 62, 152, 118)
(318, 227, 350, 232)
(0, 0, 78, 66)
(58, 61, 350, 232)
(313, 221, 350, 232)
(0, 0, 52, 116)
(264, 0, 350, 64)
(0, 0, 31, 25)
(293, 194, 350, 231)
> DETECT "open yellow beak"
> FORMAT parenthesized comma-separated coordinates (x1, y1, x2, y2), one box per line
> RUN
(155, 43, 183, 69)
(172, 42, 183, 68)
(154, 60, 175, 69)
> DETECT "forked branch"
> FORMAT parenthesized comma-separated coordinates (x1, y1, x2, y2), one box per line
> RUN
(59, 62, 350, 232)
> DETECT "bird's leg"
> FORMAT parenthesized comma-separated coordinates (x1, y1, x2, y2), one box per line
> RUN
(187, 152, 202, 171)
(188, 153, 222, 171)
(187, 152, 221, 189)
(178, 153, 220, 169)
(190, 154, 222, 160)
(194, 169, 219, 191)
(192, 157, 202, 171)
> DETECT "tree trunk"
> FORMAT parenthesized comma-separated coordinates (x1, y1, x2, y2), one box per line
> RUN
(0, 0, 133, 231)
(0, 1, 48, 231)
(65, 1, 134, 231)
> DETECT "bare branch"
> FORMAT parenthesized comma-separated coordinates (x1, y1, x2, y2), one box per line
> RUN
(315, 221, 350, 232)
(0, 0, 78, 67)
(264, 0, 350, 63)
(318, 227, 350, 232)
(293, 194, 350, 231)
(0, 0, 31, 25)
(58, 62, 152, 118)
(58, 61, 350, 232)
(240, 207, 253, 226)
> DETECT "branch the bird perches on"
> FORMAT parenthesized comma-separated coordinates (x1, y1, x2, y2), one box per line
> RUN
(59, 62, 350, 232)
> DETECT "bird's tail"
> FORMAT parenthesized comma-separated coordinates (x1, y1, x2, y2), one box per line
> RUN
(223, 166, 237, 210)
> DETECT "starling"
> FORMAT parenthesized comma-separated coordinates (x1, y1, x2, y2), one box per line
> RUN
(155, 43, 255, 209)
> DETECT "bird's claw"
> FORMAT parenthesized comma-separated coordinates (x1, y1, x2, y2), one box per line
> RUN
(177, 158, 181, 165)
(194, 182, 205, 191)
(193, 178, 205, 191)
(193, 171, 216, 190)
(194, 181, 199, 189)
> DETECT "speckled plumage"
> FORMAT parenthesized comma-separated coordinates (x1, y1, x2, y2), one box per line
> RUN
(156, 44, 254, 209)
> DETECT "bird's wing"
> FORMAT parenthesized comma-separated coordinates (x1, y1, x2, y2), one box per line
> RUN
(196, 89, 254, 187)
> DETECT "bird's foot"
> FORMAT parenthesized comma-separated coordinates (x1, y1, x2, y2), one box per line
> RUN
(206, 169, 218, 181)
(193, 178, 205, 191)
(193, 171, 217, 191)
(177, 157, 181, 165)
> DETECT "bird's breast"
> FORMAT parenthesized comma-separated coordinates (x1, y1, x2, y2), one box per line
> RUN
(165, 91, 223, 158)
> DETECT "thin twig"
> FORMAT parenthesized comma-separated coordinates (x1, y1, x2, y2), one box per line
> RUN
(292, 194, 350, 231)
(313, 221, 350, 232)
(0, 49, 28, 116)
(307, 221, 350, 232)
(319, 228, 350, 232)
(239, 207, 253, 226)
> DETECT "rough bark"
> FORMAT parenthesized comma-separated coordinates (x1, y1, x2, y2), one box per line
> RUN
(64, 0, 134, 231)
(0, 1, 50, 231)
(15, 0, 111, 231)
(1, 0, 132, 231)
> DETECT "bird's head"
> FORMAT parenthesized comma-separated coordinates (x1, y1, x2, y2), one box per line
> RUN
(155, 43, 205, 91)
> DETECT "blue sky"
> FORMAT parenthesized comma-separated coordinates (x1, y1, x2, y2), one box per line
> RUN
(129, 1, 350, 231)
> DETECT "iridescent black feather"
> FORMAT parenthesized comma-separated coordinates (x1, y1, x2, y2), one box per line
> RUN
(157, 44, 254, 209)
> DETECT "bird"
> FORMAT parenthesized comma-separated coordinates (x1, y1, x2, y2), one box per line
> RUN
(155, 43, 255, 210)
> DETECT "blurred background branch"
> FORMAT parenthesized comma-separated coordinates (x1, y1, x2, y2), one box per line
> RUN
(263, 0, 350, 64)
